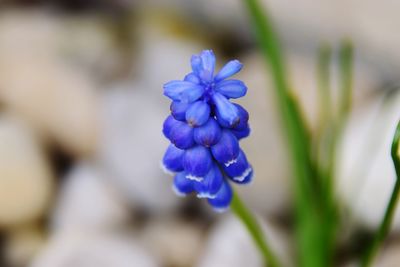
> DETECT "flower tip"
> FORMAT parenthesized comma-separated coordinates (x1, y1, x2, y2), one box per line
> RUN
(232, 167, 253, 183)
(224, 158, 238, 167)
(185, 174, 204, 182)
(172, 184, 188, 197)
(160, 162, 175, 176)
(196, 192, 217, 199)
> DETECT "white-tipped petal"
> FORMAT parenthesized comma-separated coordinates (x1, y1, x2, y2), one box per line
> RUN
(232, 167, 252, 182)
(185, 174, 204, 182)
(224, 158, 238, 167)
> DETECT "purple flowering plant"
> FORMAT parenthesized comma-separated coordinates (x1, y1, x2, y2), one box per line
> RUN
(162, 50, 252, 212)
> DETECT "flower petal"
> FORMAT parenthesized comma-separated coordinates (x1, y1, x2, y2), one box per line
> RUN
(212, 93, 239, 127)
(162, 115, 180, 139)
(169, 121, 194, 149)
(231, 126, 251, 140)
(185, 101, 210, 127)
(180, 85, 205, 103)
(184, 73, 200, 84)
(207, 180, 232, 212)
(170, 101, 189, 121)
(215, 79, 247, 99)
(211, 130, 239, 165)
(162, 144, 185, 172)
(223, 149, 251, 183)
(200, 50, 216, 79)
(232, 167, 253, 184)
(191, 55, 203, 75)
(173, 172, 194, 197)
(163, 80, 204, 102)
(183, 146, 212, 180)
(193, 118, 222, 147)
(194, 164, 224, 198)
(214, 60, 243, 82)
(191, 50, 216, 82)
(232, 103, 249, 130)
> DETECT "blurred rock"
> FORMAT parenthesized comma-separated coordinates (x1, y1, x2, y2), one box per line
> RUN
(5, 225, 46, 267)
(0, 10, 63, 65)
(196, 215, 291, 267)
(337, 91, 400, 230)
(139, 218, 204, 267)
(51, 162, 130, 232)
(30, 231, 159, 267)
(58, 15, 125, 81)
(0, 115, 54, 227)
(373, 241, 400, 267)
(0, 10, 128, 157)
(0, 60, 99, 157)
(99, 84, 179, 213)
(0, 10, 124, 80)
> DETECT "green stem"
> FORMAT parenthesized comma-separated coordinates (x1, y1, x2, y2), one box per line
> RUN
(242, 0, 332, 266)
(360, 121, 400, 267)
(231, 191, 283, 267)
(317, 43, 332, 128)
(338, 40, 354, 123)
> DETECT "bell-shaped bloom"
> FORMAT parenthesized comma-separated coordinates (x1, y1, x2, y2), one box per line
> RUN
(194, 164, 224, 198)
(223, 150, 252, 183)
(173, 172, 194, 197)
(183, 145, 212, 181)
(213, 93, 239, 127)
(186, 101, 210, 127)
(170, 101, 189, 121)
(207, 181, 233, 212)
(163, 80, 204, 103)
(232, 168, 253, 184)
(231, 126, 251, 140)
(162, 115, 180, 139)
(193, 118, 222, 147)
(215, 80, 247, 99)
(211, 130, 239, 166)
(233, 104, 249, 130)
(169, 120, 194, 149)
(214, 59, 243, 82)
(162, 144, 185, 173)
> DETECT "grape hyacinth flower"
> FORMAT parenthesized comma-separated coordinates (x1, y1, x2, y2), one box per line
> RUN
(162, 50, 253, 212)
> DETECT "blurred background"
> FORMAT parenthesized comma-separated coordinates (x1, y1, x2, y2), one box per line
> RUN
(0, 0, 400, 266)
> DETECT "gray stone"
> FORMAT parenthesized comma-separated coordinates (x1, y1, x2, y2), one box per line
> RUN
(0, 115, 54, 227)
(196, 215, 291, 267)
(30, 231, 159, 267)
(52, 162, 130, 232)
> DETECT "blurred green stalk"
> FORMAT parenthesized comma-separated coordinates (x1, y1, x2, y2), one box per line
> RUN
(338, 41, 354, 123)
(360, 122, 400, 267)
(317, 44, 332, 128)
(243, 0, 360, 267)
(231, 191, 283, 267)
(243, 0, 332, 267)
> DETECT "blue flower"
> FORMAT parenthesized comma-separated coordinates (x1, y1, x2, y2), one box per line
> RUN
(162, 49, 253, 211)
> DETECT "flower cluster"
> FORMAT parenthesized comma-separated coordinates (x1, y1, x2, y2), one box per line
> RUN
(162, 50, 252, 212)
